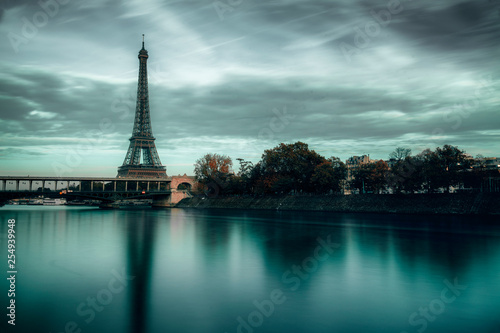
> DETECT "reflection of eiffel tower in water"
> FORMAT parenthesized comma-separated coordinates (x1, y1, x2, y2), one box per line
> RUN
(117, 35, 167, 178)
(125, 211, 156, 333)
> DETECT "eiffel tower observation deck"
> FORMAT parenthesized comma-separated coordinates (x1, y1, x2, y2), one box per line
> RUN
(117, 35, 167, 178)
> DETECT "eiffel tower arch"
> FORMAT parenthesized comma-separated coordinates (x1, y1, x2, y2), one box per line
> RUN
(117, 35, 167, 178)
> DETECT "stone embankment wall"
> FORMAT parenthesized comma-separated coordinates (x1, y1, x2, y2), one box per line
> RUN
(176, 193, 500, 215)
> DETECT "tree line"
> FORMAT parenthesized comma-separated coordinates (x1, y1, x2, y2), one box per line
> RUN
(193, 141, 498, 196)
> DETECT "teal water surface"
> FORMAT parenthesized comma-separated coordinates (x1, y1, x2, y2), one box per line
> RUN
(1, 206, 500, 333)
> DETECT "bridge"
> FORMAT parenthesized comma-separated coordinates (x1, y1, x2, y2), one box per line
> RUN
(0, 175, 195, 208)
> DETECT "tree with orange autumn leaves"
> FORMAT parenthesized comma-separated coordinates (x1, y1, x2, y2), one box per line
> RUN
(194, 153, 233, 195)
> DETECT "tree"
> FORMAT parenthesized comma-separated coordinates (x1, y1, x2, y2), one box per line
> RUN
(236, 158, 254, 178)
(310, 163, 338, 193)
(351, 160, 389, 194)
(371, 160, 389, 193)
(225, 158, 255, 195)
(389, 147, 412, 161)
(194, 153, 233, 195)
(258, 142, 326, 193)
(416, 148, 438, 193)
(386, 155, 426, 194)
(330, 156, 347, 175)
(350, 164, 371, 193)
(433, 145, 470, 192)
(386, 147, 413, 193)
(329, 156, 348, 192)
(310, 156, 347, 194)
(399, 145, 470, 193)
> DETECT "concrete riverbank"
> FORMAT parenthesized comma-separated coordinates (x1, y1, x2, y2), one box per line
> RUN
(176, 193, 500, 215)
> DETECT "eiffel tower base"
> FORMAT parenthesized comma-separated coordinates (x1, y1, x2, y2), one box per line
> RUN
(117, 165, 167, 178)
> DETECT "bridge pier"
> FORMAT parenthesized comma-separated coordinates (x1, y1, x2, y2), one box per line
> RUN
(151, 189, 192, 208)
(152, 195, 172, 208)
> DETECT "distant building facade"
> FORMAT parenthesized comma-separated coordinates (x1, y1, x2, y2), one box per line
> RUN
(344, 154, 374, 194)
(473, 157, 500, 171)
(346, 155, 372, 181)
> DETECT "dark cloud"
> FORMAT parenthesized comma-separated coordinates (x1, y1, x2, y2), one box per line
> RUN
(387, 0, 500, 51)
(0, 0, 498, 175)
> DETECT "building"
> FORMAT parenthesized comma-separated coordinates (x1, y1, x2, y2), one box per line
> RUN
(473, 157, 500, 171)
(345, 155, 372, 181)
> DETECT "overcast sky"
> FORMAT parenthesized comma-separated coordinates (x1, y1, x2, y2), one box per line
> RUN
(0, 0, 499, 177)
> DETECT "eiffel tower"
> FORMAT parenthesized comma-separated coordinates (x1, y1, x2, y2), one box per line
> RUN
(117, 35, 167, 178)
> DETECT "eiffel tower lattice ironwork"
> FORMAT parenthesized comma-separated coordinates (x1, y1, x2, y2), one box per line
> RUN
(117, 35, 167, 178)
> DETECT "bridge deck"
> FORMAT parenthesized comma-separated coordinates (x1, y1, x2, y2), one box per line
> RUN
(0, 176, 195, 207)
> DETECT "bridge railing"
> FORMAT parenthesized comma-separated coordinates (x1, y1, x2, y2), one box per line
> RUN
(0, 178, 172, 193)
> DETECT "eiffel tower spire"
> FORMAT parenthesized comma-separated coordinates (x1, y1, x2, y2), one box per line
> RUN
(117, 35, 167, 178)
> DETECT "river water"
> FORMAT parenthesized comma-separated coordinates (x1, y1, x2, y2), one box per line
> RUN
(1, 206, 499, 333)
